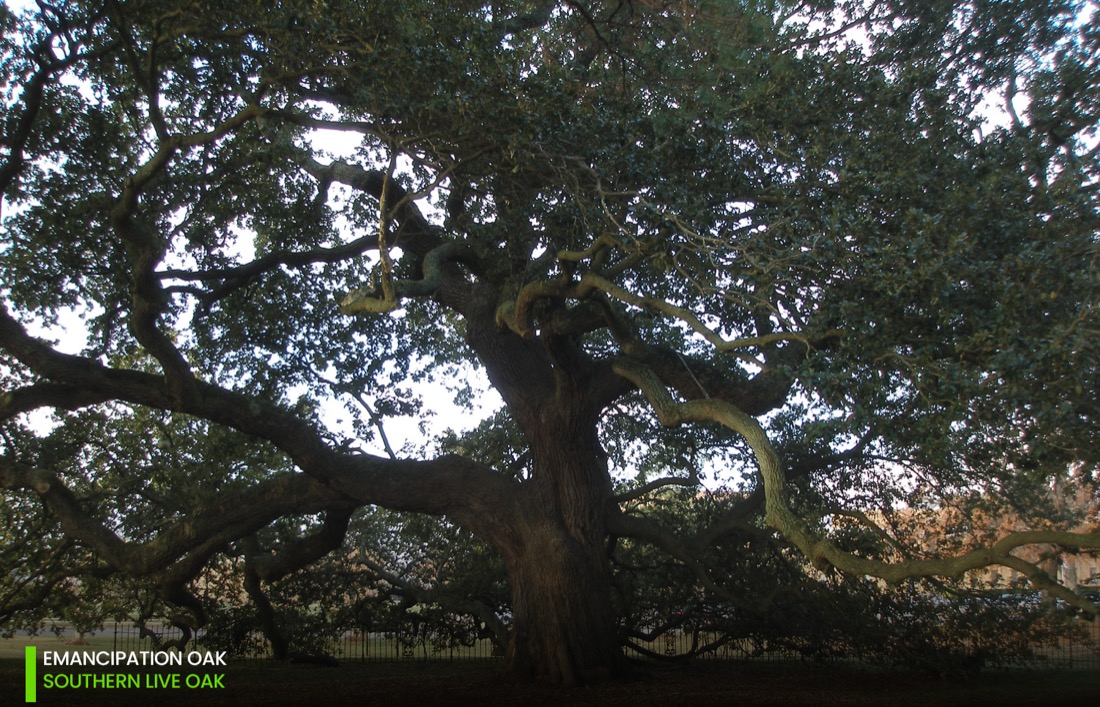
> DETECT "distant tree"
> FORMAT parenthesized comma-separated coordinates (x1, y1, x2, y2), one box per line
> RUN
(1, 0, 1097, 684)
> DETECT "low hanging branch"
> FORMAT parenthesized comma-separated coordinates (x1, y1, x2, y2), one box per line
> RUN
(612, 357, 1100, 618)
(0, 460, 353, 577)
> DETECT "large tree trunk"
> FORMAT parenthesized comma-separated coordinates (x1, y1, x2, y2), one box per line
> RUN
(497, 412, 628, 685)
(461, 289, 629, 684)
(500, 504, 626, 684)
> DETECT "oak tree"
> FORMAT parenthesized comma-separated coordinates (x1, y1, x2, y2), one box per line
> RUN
(2, 0, 1098, 684)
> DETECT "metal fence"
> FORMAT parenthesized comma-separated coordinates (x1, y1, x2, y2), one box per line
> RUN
(107, 622, 502, 662)
(20, 618, 1094, 670)
(101, 619, 1100, 670)
(622, 628, 1100, 671)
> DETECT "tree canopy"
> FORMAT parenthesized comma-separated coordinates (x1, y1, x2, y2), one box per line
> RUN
(1, 0, 1098, 685)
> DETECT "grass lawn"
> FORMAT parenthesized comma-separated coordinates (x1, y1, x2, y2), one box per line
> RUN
(0, 657, 1097, 706)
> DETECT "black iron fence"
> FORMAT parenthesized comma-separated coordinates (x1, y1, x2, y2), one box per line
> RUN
(22, 617, 1098, 670)
(106, 622, 502, 662)
(105, 620, 1100, 668)
(622, 627, 1100, 671)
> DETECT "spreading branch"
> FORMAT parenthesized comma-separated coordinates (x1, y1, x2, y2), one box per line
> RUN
(614, 357, 1100, 618)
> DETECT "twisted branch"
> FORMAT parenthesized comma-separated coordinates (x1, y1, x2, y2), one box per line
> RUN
(340, 242, 481, 314)
(613, 357, 1100, 617)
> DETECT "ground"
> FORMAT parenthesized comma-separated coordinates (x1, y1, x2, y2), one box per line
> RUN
(3, 659, 1099, 706)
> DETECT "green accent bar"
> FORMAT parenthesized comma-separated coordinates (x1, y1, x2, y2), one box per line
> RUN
(25, 646, 36, 703)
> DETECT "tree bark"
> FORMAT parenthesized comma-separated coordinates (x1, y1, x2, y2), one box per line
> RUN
(495, 405, 627, 684)
(454, 287, 630, 683)
(501, 507, 626, 685)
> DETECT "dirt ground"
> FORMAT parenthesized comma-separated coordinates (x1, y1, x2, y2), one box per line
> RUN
(4, 659, 1099, 706)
